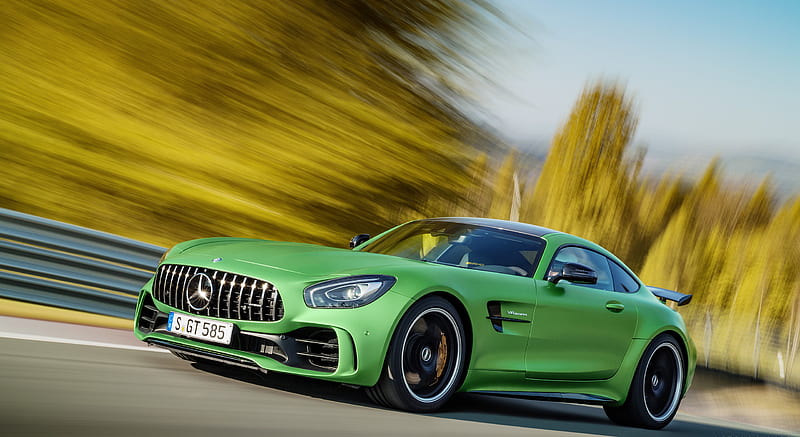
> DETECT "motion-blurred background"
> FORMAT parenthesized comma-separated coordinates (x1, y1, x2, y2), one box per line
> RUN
(1, 0, 798, 408)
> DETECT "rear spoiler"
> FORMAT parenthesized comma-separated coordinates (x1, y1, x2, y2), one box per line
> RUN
(647, 286, 692, 306)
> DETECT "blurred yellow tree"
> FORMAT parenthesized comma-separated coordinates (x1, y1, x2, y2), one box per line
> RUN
(634, 159, 798, 383)
(517, 80, 800, 386)
(525, 82, 643, 266)
(0, 0, 501, 246)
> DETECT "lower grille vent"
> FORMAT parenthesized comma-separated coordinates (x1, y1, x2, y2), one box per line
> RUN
(295, 328, 339, 371)
(239, 328, 339, 372)
(138, 294, 166, 333)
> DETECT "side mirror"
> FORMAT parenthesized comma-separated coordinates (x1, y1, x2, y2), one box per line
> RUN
(548, 262, 598, 285)
(349, 234, 371, 249)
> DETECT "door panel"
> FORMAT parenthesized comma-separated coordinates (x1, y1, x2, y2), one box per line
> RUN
(525, 279, 638, 379)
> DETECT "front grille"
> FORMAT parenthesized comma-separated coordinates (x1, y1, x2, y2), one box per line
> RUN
(152, 264, 284, 322)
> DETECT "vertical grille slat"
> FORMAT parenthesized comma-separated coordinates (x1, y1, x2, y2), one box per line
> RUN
(245, 279, 253, 321)
(173, 265, 182, 309)
(258, 284, 267, 322)
(269, 290, 278, 321)
(170, 266, 178, 309)
(161, 264, 170, 303)
(236, 278, 244, 320)
(163, 265, 173, 303)
(209, 270, 218, 318)
(156, 266, 166, 303)
(227, 275, 236, 320)
(208, 269, 215, 316)
(151, 264, 283, 322)
(165, 264, 176, 304)
(171, 266, 183, 309)
(179, 266, 192, 310)
(188, 266, 200, 312)
(163, 266, 172, 306)
(217, 272, 227, 319)
(154, 266, 162, 302)
(178, 266, 189, 311)
(158, 266, 165, 305)
(180, 265, 191, 309)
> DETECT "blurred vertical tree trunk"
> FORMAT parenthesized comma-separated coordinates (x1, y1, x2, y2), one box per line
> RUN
(488, 151, 518, 220)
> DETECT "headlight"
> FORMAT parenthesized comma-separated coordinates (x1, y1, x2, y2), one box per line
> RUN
(304, 275, 396, 308)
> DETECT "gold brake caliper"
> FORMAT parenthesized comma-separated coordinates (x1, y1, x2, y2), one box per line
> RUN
(435, 331, 448, 378)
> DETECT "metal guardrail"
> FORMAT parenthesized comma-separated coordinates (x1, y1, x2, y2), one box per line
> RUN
(0, 208, 166, 319)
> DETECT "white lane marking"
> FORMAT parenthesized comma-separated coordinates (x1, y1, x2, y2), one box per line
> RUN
(0, 332, 168, 353)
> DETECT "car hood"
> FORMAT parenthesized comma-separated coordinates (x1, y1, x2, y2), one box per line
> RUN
(169, 238, 419, 279)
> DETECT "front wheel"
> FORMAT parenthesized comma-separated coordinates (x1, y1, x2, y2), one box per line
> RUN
(604, 334, 685, 429)
(366, 296, 466, 412)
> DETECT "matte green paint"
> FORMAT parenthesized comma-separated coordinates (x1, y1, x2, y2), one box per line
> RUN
(134, 219, 696, 406)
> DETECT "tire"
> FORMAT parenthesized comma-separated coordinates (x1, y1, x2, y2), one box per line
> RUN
(604, 334, 686, 429)
(366, 296, 466, 412)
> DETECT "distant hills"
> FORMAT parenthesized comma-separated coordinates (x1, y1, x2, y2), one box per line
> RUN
(641, 149, 800, 202)
(504, 135, 799, 203)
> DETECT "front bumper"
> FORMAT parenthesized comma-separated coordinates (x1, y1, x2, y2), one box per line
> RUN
(134, 275, 412, 386)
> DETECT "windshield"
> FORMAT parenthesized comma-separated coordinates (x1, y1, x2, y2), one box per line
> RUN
(360, 220, 546, 277)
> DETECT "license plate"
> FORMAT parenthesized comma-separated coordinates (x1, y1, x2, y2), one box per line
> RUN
(167, 312, 234, 345)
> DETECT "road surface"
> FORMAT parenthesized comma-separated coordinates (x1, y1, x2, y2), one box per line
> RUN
(0, 316, 794, 436)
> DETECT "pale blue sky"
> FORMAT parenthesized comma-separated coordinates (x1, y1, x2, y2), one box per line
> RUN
(477, 0, 800, 162)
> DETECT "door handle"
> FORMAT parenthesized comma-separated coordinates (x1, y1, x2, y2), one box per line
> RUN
(605, 302, 625, 312)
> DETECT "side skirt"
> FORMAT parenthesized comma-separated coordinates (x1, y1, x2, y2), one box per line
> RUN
(469, 390, 615, 405)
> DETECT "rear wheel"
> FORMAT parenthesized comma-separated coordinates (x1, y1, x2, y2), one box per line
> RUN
(366, 296, 466, 412)
(604, 334, 685, 429)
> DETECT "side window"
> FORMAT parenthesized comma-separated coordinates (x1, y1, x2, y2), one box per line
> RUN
(456, 233, 539, 277)
(549, 246, 613, 291)
(608, 260, 641, 293)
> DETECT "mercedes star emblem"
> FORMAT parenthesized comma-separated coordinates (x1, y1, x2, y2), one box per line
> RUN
(186, 273, 214, 311)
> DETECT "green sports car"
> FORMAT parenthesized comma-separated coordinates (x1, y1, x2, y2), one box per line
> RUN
(134, 217, 695, 429)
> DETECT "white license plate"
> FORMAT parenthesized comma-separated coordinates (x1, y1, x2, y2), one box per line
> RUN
(167, 312, 234, 345)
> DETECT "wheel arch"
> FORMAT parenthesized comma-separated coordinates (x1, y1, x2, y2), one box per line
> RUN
(651, 329, 692, 395)
(365, 290, 474, 410)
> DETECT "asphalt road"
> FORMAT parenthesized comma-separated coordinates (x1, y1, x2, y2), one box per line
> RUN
(0, 319, 794, 437)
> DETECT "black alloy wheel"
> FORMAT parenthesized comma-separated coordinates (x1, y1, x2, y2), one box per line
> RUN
(366, 296, 466, 412)
(643, 343, 681, 420)
(604, 334, 685, 429)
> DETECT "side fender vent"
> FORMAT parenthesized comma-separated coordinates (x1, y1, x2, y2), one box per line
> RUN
(486, 301, 532, 333)
(487, 301, 503, 333)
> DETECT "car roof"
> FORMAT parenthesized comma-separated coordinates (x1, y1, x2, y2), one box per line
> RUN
(422, 217, 561, 238)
